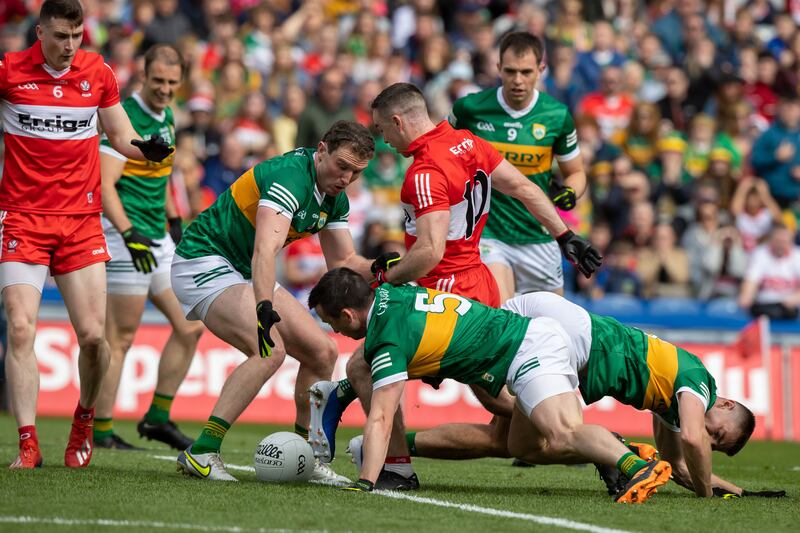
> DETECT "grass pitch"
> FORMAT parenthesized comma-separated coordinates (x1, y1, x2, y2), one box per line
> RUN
(1, 415, 798, 533)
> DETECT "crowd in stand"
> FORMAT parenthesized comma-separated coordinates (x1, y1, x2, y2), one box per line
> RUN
(2, 0, 800, 318)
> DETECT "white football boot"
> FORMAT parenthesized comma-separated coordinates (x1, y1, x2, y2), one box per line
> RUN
(177, 448, 238, 481)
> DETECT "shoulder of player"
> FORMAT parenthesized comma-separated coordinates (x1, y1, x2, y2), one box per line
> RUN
(255, 152, 314, 194)
(454, 87, 496, 113)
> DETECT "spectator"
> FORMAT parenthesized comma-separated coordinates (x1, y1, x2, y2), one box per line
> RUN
(142, 0, 191, 49)
(637, 221, 691, 298)
(751, 92, 800, 207)
(745, 51, 780, 123)
(620, 102, 663, 175)
(202, 135, 248, 197)
(272, 83, 307, 155)
(731, 177, 784, 253)
(578, 65, 634, 141)
(231, 91, 273, 159)
(658, 67, 698, 132)
(295, 68, 355, 148)
(181, 89, 221, 163)
(282, 235, 327, 307)
(573, 20, 626, 93)
(544, 43, 586, 113)
(593, 240, 643, 298)
(739, 224, 800, 319)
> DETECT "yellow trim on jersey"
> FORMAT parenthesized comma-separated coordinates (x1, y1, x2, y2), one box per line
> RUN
(122, 157, 174, 179)
(641, 335, 679, 411)
(286, 229, 312, 245)
(488, 141, 552, 174)
(230, 168, 260, 226)
(407, 289, 458, 378)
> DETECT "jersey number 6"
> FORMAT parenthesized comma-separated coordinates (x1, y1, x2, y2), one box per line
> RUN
(463, 170, 490, 239)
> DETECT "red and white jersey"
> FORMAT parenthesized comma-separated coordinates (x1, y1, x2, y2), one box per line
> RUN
(0, 41, 120, 214)
(745, 244, 800, 304)
(401, 121, 503, 278)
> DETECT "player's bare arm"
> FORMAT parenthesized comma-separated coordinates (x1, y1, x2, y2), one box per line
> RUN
(557, 157, 588, 199)
(491, 159, 569, 237)
(252, 206, 291, 304)
(100, 151, 131, 232)
(360, 380, 406, 484)
(98, 103, 146, 161)
(384, 210, 449, 284)
(676, 393, 714, 497)
(653, 416, 742, 495)
(318, 228, 373, 279)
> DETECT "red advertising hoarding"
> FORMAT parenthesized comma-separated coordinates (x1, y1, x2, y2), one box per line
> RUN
(33, 321, 797, 439)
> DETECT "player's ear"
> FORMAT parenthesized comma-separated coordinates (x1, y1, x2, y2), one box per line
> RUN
(317, 141, 328, 155)
(716, 397, 736, 411)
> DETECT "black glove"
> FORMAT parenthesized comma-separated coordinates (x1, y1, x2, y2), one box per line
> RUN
(742, 489, 786, 498)
(168, 217, 183, 245)
(371, 252, 401, 285)
(556, 230, 602, 278)
(549, 181, 577, 210)
(256, 300, 281, 358)
(131, 135, 174, 162)
(340, 478, 374, 492)
(121, 227, 160, 274)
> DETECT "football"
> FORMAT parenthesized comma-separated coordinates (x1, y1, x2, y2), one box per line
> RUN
(254, 432, 314, 483)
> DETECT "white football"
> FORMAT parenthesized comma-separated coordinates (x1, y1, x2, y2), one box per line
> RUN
(254, 432, 314, 483)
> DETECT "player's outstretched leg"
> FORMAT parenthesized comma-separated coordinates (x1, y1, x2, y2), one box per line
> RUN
(308, 377, 359, 462)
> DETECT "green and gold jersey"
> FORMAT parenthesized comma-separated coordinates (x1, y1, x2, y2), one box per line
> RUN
(580, 314, 717, 429)
(100, 93, 175, 239)
(176, 148, 349, 278)
(364, 284, 531, 397)
(450, 88, 580, 245)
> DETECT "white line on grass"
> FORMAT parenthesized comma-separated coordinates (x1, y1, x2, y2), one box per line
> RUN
(0, 516, 325, 533)
(150, 455, 635, 533)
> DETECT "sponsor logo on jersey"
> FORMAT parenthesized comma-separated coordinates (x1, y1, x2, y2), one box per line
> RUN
(17, 83, 39, 90)
(16, 112, 94, 133)
(476, 121, 495, 132)
(532, 123, 547, 140)
(80, 80, 91, 91)
(503, 121, 523, 129)
(488, 141, 552, 174)
(376, 287, 390, 315)
(449, 138, 475, 156)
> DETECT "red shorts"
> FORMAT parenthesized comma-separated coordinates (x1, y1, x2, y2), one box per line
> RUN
(418, 263, 500, 308)
(0, 210, 110, 275)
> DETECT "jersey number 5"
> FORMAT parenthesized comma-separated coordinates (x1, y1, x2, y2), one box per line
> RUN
(463, 170, 490, 239)
(415, 293, 472, 315)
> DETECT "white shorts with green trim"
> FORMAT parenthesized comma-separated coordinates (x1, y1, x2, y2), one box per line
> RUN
(505, 318, 579, 417)
(480, 238, 563, 293)
(104, 219, 176, 296)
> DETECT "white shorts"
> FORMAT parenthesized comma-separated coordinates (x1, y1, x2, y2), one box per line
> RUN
(104, 219, 176, 296)
(502, 292, 592, 372)
(505, 318, 579, 417)
(480, 238, 563, 293)
(0, 262, 49, 293)
(171, 254, 282, 321)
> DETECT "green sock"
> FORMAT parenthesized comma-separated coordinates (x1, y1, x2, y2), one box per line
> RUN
(406, 432, 418, 456)
(294, 423, 309, 440)
(144, 392, 174, 425)
(336, 378, 358, 407)
(617, 451, 649, 478)
(94, 418, 113, 441)
(191, 416, 231, 454)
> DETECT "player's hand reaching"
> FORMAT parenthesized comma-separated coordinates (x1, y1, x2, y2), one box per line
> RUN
(340, 479, 374, 492)
(256, 300, 281, 358)
(132, 135, 174, 162)
(122, 227, 161, 274)
(712, 487, 787, 498)
(556, 230, 602, 278)
(371, 252, 401, 286)
(548, 180, 577, 210)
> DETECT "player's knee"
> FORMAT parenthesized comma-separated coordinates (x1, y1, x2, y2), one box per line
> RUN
(6, 316, 36, 351)
(176, 320, 204, 345)
(320, 336, 338, 371)
(76, 327, 105, 353)
(346, 351, 369, 382)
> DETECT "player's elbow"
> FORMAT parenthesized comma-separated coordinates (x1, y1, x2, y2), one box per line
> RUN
(680, 431, 706, 452)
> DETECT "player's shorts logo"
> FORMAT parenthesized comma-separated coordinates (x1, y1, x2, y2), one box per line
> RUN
(532, 123, 547, 140)
(8, 239, 18, 252)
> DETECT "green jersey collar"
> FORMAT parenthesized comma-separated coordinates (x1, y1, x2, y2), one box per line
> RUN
(496, 87, 539, 119)
(132, 92, 166, 122)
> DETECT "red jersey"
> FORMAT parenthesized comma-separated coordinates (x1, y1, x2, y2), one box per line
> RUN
(401, 120, 503, 278)
(0, 41, 120, 215)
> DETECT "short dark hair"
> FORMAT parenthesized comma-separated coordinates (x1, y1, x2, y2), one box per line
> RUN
(726, 401, 755, 456)
(40, 0, 83, 26)
(370, 82, 427, 118)
(499, 32, 544, 65)
(308, 268, 372, 317)
(321, 120, 375, 161)
(144, 44, 186, 77)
